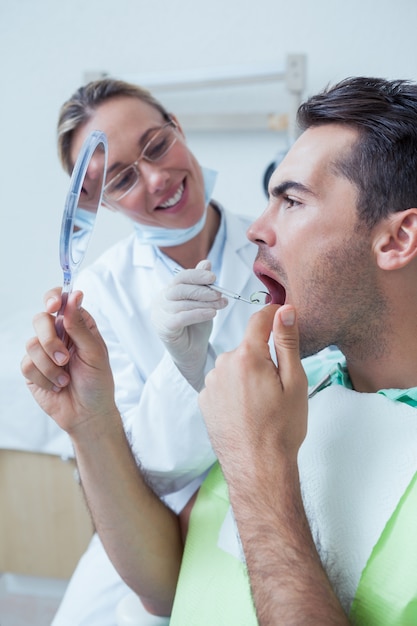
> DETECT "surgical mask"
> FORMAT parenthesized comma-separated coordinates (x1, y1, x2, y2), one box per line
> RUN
(71, 208, 96, 262)
(133, 166, 217, 247)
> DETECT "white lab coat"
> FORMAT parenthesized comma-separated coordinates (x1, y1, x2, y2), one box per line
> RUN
(75, 205, 263, 499)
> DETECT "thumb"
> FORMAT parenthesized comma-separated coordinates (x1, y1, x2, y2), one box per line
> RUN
(196, 259, 212, 271)
(63, 291, 105, 351)
(272, 305, 306, 390)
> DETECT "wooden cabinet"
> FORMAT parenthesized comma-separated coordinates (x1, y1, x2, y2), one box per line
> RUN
(0, 450, 94, 579)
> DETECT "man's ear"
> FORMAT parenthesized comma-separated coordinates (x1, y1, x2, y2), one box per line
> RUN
(375, 208, 417, 270)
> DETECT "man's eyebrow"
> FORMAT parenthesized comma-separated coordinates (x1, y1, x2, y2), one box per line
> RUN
(106, 125, 164, 177)
(270, 180, 314, 199)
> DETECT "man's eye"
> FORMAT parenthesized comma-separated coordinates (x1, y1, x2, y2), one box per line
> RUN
(283, 196, 300, 208)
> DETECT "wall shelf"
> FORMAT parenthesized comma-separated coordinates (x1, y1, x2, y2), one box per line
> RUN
(84, 53, 306, 141)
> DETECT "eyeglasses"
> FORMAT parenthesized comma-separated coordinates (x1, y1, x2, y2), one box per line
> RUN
(103, 120, 178, 202)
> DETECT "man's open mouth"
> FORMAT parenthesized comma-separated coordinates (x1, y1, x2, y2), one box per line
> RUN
(256, 272, 286, 305)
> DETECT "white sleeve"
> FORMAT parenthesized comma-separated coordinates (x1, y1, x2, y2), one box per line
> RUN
(129, 351, 217, 496)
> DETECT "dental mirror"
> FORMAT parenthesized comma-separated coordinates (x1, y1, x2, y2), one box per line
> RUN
(209, 284, 271, 305)
(55, 130, 108, 344)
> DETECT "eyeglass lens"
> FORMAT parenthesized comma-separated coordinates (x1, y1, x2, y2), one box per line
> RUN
(104, 123, 177, 202)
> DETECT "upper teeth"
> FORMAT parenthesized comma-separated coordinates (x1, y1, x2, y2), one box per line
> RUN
(160, 183, 184, 208)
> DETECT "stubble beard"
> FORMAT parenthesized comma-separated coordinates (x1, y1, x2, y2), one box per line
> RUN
(296, 231, 390, 361)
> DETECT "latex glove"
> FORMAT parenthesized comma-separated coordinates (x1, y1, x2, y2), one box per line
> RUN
(152, 260, 228, 391)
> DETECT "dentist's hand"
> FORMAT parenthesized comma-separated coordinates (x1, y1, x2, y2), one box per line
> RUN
(152, 260, 228, 391)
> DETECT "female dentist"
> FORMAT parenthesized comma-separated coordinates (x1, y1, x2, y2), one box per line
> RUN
(50, 78, 263, 626)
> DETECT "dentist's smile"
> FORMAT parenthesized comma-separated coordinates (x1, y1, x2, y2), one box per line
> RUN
(156, 181, 185, 210)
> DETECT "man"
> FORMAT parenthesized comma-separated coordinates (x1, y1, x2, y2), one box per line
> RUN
(22, 77, 417, 624)
(185, 77, 417, 624)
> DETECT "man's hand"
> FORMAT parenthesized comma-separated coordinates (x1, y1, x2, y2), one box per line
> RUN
(22, 288, 184, 615)
(199, 304, 308, 477)
(199, 307, 350, 624)
(152, 260, 227, 391)
(21, 288, 116, 436)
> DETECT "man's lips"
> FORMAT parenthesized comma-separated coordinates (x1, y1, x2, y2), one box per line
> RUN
(254, 271, 286, 305)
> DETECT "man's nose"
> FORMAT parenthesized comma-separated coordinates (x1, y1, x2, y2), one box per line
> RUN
(247, 210, 275, 246)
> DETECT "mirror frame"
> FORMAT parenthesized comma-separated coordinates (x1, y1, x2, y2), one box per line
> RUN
(55, 130, 108, 344)
(59, 130, 108, 285)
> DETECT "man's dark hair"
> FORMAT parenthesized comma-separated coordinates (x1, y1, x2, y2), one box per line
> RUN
(297, 77, 417, 226)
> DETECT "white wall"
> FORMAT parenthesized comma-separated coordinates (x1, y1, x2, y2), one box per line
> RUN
(2, 0, 417, 327)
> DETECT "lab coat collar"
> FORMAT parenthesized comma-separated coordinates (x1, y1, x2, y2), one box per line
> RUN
(131, 236, 159, 269)
(217, 209, 258, 302)
(212, 208, 260, 335)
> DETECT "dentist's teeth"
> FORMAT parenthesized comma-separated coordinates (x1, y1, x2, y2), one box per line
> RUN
(160, 183, 184, 208)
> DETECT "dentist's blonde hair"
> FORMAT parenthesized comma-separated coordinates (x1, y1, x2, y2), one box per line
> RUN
(57, 78, 171, 174)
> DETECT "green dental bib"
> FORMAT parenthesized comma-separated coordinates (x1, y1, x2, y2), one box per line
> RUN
(350, 470, 417, 625)
(170, 463, 258, 626)
(171, 384, 417, 625)
(171, 466, 417, 626)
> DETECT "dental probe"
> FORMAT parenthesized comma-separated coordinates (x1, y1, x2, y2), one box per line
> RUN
(209, 284, 271, 305)
(173, 267, 270, 305)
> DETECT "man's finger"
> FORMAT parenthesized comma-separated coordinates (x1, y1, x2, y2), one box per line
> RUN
(61, 291, 103, 350)
(272, 305, 306, 389)
(43, 287, 64, 313)
(243, 304, 280, 347)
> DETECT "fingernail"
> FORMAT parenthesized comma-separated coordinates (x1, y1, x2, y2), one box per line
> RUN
(57, 374, 69, 386)
(54, 352, 67, 364)
(75, 294, 83, 309)
(281, 308, 295, 326)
